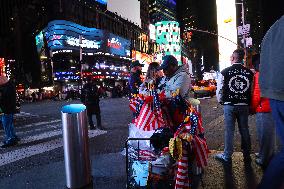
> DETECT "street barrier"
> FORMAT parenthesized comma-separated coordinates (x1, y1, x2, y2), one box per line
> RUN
(61, 104, 92, 189)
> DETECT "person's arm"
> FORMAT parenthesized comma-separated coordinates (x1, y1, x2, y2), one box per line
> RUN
(216, 73, 224, 103)
(250, 73, 260, 113)
(164, 72, 191, 98)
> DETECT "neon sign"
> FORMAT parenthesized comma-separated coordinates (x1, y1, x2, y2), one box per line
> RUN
(66, 36, 101, 49)
(107, 38, 122, 49)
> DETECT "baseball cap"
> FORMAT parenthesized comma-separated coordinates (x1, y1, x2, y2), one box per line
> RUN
(130, 60, 144, 69)
(158, 55, 178, 70)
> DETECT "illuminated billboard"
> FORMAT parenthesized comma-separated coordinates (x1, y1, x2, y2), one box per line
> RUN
(132, 50, 154, 73)
(44, 20, 105, 52)
(155, 21, 181, 64)
(0, 58, 5, 76)
(37, 20, 131, 58)
(107, 33, 131, 57)
(216, 0, 238, 71)
(96, 0, 107, 5)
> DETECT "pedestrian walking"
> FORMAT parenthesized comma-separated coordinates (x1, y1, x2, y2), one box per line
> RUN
(81, 77, 103, 130)
(258, 15, 284, 189)
(215, 49, 254, 163)
(250, 54, 276, 168)
(0, 76, 20, 148)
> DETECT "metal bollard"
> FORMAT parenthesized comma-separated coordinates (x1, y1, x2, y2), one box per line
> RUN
(61, 104, 92, 189)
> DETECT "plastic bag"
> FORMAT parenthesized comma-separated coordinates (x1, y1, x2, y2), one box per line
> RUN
(128, 123, 154, 150)
(132, 161, 149, 187)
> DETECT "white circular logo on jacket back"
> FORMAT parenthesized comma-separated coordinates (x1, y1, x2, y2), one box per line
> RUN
(228, 75, 250, 93)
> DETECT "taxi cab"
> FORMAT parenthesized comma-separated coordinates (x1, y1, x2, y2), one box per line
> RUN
(192, 80, 216, 98)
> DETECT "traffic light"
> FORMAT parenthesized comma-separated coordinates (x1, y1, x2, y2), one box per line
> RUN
(187, 32, 192, 42)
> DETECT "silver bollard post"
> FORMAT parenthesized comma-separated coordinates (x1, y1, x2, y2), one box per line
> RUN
(61, 104, 92, 189)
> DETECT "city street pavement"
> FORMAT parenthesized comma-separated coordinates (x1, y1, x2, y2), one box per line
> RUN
(0, 97, 267, 188)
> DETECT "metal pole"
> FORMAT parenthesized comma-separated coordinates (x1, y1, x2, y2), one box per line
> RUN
(241, 1, 247, 66)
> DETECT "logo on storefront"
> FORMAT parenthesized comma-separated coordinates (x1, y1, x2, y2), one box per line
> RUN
(107, 38, 121, 49)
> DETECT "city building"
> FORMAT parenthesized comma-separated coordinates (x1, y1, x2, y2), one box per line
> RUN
(149, 0, 177, 24)
(0, 0, 156, 90)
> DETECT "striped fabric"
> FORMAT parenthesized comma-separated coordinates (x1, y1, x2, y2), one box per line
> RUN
(175, 146, 190, 189)
(135, 103, 165, 131)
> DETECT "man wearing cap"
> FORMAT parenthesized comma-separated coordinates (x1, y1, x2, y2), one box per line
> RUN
(128, 60, 143, 97)
(0, 76, 20, 148)
(159, 55, 191, 99)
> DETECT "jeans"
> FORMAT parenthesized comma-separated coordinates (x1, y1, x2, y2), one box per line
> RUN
(256, 112, 276, 165)
(223, 105, 251, 159)
(87, 112, 101, 128)
(1, 114, 17, 144)
(258, 99, 284, 189)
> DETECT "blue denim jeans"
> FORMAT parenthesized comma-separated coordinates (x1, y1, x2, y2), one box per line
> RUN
(256, 112, 276, 165)
(259, 99, 284, 189)
(1, 114, 17, 144)
(223, 105, 251, 159)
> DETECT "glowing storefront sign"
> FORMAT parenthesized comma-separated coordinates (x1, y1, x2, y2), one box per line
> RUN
(107, 38, 122, 49)
(216, 0, 238, 71)
(0, 58, 5, 76)
(96, 0, 107, 5)
(66, 36, 101, 49)
(37, 20, 130, 58)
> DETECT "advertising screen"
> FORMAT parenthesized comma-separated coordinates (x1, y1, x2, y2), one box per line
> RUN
(44, 20, 105, 52)
(107, 33, 130, 57)
(155, 21, 181, 64)
(96, 0, 107, 5)
(39, 20, 131, 58)
(216, 0, 238, 71)
(132, 51, 154, 73)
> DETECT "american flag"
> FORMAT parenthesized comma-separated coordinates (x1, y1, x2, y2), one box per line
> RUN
(135, 89, 165, 131)
(190, 111, 209, 168)
(175, 145, 190, 189)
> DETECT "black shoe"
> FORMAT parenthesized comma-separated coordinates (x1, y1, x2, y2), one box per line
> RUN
(1, 141, 17, 148)
(97, 125, 105, 130)
(90, 126, 96, 130)
(244, 155, 252, 163)
(14, 136, 21, 142)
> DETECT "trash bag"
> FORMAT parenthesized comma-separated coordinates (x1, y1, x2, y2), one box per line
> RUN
(150, 128, 173, 153)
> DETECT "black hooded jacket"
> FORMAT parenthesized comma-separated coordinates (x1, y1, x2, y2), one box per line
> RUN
(0, 81, 16, 114)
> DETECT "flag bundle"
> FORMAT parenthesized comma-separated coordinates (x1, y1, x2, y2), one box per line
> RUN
(135, 89, 165, 131)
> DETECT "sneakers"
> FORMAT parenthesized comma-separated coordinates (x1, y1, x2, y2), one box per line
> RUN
(215, 153, 232, 163)
(255, 158, 263, 166)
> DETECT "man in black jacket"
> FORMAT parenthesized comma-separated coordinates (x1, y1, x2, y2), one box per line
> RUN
(215, 49, 254, 163)
(81, 77, 103, 130)
(0, 76, 20, 148)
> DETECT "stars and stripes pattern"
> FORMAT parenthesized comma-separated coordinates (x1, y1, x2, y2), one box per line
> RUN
(134, 89, 165, 131)
(175, 145, 190, 189)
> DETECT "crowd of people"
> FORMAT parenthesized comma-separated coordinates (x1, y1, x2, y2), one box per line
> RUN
(214, 16, 284, 189)
(0, 16, 283, 188)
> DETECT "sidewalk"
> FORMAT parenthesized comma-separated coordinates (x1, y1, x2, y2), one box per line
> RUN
(0, 150, 264, 189)
(0, 152, 126, 189)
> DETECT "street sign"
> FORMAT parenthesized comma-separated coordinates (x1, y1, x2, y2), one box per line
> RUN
(241, 37, 253, 47)
(237, 24, 250, 35)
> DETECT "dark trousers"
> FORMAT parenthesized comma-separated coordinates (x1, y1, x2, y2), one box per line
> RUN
(87, 112, 101, 128)
(258, 99, 284, 189)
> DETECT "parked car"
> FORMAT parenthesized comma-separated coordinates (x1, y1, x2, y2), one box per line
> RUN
(192, 80, 216, 98)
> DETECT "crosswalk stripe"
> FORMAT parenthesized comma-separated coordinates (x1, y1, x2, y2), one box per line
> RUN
(0, 120, 61, 134)
(0, 130, 107, 166)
